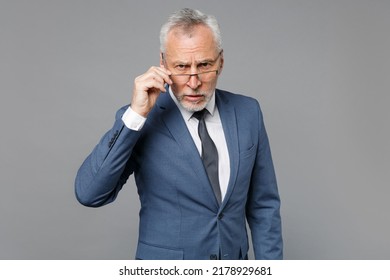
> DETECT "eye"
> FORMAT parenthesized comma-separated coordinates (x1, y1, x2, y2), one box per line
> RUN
(199, 62, 211, 70)
(175, 64, 189, 72)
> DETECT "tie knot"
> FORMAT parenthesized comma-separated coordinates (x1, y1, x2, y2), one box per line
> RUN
(192, 109, 208, 121)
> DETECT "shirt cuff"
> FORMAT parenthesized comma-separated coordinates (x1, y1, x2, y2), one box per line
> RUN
(121, 107, 147, 131)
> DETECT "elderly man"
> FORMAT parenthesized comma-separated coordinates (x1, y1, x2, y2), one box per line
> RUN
(75, 8, 283, 260)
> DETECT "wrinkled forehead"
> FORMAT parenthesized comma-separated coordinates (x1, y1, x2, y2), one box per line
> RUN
(165, 25, 219, 57)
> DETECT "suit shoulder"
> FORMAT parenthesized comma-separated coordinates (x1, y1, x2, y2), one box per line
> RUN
(216, 88, 261, 111)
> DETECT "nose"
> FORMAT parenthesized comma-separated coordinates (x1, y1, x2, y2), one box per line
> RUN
(186, 74, 201, 89)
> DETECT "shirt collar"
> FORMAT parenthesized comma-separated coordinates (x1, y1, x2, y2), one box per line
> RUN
(168, 86, 216, 121)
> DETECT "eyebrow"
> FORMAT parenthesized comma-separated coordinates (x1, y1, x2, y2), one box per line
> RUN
(171, 57, 216, 65)
(163, 50, 222, 64)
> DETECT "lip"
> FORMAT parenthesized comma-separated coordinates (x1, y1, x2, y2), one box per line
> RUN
(184, 95, 204, 103)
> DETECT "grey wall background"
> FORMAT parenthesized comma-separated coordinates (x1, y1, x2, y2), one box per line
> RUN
(1, 0, 389, 259)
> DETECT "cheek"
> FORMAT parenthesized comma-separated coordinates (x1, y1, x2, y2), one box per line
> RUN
(171, 83, 183, 94)
(171, 78, 218, 95)
(201, 79, 218, 92)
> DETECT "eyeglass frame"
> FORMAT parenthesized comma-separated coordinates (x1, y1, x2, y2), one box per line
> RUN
(161, 51, 223, 82)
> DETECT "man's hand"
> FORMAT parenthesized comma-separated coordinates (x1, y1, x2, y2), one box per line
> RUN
(131, 66, 172, 117)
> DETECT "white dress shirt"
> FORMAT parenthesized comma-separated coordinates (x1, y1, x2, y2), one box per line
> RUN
(122, 88, 230, 201)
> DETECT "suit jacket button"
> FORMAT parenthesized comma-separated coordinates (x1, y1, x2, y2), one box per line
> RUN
(218, 213, 224, 220)
(210, 254, 218, 260)
(108, 139, 114, 147)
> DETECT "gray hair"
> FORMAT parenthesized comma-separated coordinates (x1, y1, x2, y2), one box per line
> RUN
(159, 8, 222, 53)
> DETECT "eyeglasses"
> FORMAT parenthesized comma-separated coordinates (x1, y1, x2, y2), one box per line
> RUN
(162, 51, 222, 83)
(169, 69, 219, 83)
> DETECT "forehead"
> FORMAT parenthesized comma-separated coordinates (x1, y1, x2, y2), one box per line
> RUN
(165, 25, 218, 60)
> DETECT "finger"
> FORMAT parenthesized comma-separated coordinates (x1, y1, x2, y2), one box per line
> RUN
(144, 68, 172, 91)
(150, 66, 172, 85)
(137, 73, 167, 93)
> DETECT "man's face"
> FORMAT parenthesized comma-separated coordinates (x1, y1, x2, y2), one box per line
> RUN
(161, 24, 223, 112)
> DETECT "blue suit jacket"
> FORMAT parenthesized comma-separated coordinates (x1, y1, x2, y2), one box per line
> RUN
(75, 88, 283, 260)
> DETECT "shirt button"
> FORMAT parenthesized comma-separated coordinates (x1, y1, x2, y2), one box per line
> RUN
(210, 254, 218, 260)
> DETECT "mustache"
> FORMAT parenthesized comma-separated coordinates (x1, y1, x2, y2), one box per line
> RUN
(177, 93, 206, 102)
(185, 90, 207, 96)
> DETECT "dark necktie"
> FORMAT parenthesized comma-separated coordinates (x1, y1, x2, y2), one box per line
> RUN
(192, 109, 222, 204)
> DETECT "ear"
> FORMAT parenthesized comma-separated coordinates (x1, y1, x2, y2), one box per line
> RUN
(218, 50, 224, 75)
(160, 52, 164, 68)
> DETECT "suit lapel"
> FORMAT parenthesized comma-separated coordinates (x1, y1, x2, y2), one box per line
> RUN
(156, 92, 220, 208)
(215, 90, 239, 208)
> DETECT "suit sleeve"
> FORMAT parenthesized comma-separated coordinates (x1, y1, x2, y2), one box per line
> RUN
(74, 106, 140, 207)
(246, 102, 283, 259)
